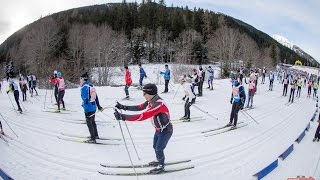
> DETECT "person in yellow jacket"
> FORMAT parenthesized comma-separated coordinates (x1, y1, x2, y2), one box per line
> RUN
(296, 77, 303, 98)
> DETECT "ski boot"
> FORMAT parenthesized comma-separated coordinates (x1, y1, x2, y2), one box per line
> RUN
(179, 116, 187, 120)
(317, 138, 320, 142)
(230, 125, 237, 130)
(84, 139, 96, 144)
(61, 107, 66, 111)
(18, 108, 23, 113)
(0, 130, 4, 135)
(183, 117, 191, 122)
(54, 109, 61, 113)
(148, 161, 159, 167)
(125, 95, 130, 100)
(313, 138, 317, 142)
(225, 122, 232, 127)
(149, 165, 164, 174)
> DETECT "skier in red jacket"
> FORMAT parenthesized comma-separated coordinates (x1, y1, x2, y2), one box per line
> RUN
(124, 66, 132, 99)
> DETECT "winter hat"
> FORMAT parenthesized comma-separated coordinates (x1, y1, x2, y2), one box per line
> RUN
(54, 70, 57, 75)
(80, 72, 89, 81)
(57, 72, 62, 77)
(142, 83, 157, 95)
(234, 80, 240, 87)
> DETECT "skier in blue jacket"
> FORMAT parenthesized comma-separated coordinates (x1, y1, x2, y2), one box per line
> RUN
(227, 80, 246, 129)
(138, 63, 147, 89)
(160, 64, 170, 93)
(80, 72, 99, 143)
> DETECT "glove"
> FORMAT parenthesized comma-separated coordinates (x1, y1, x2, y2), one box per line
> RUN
(182, 96, 186, 101)
(115, 102, 126, 110)
(239, 103, 244, 110)
(98, 106, 104, 112)
(230, 99, 233, 104)
(114, 109, 124, 121)
(6, 90, 9, 94)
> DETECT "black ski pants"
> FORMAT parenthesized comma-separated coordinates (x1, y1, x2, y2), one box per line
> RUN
(230, 102, 241, 126)
(54, 86, 58, 103)
(13, 90, 22, 110)
(283, 84, 288, 96)
(57, 90, 65, 110)
(124, 84, 130, 96)
(269, 80, 274, 90)
(296, 86, 301, 97)
(184, 98, 192, 119)
(85, 111, 98, 140)
(198, 80, 203, 96)
(164, 80, 169, 92)
(289, 88, 295, 103)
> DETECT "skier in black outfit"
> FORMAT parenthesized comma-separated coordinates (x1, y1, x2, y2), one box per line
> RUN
(288, 78, 297, 103)
(197, 66, 205, 96)
(7, 79, 22, 112)
(282, 75, 289, 96)
(313, 114, 320, 142)
(114, 83, 172, 174)
(227, 80, 246, 129)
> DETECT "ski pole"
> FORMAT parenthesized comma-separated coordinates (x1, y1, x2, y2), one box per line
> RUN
(0, 113, 19, 138)
(172, 84, 181, 100)
(19, 100, 27, 112)
(192, 104, 218, 120)
(7, 94, 19, 115)
(44, 86, 48, 109)
(116, 112, 139, 180)
(241, 110, 259, 124)
(123, 120, 141, 160)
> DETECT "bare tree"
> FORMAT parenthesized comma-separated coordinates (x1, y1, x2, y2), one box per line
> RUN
(19, 17, 61, 78)
(174, 29, 201, 64)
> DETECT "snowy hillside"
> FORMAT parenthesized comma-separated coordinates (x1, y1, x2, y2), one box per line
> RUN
(272, 34, 293, 49)
(0, 64, 319, 180)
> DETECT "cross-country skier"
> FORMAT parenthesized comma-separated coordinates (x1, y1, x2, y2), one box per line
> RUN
(80, 72, 99, 143)
(197, 66, 205, 96)
(227, 80, 246, 129)
(49, 71, 59, 104)
(179, 75, 196, 121)
(27, 74, 32, 94)
(7, 79, 22, 112)
(160, 64, 170, 93)
(56, 72, 65, 112)
(239, 67, 244, 84)
(313, 113, 320, 142)
(19, 77, 28, 101)
(206, 66, 214, 90)
(288, 78, 297, 103)
(313, 81, 318, 98)
(124, 66, 132, 99)
(138, 63, 147, 90)
(296, 77, 303, 98)
(114, 83, 173, 174)
(269, 71, 275, 91)
(30, 74, 38, 96)
(282, 75, 289, 96)
(262, 67, 266, 84)
(307, 79, 312, 98)
(246, 79, 256, 108)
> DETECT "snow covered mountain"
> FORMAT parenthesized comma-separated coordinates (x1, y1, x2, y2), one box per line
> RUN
(272, 35, 293, 49)
(272, 34, 318, 65)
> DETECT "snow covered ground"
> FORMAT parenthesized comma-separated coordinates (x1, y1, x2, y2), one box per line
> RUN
(0, 64, 319, 180)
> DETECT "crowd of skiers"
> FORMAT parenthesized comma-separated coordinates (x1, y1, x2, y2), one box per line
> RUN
(2, 63, 320, 174)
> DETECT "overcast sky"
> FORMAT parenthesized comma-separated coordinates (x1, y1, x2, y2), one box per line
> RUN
(1, 0, 319, 62)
